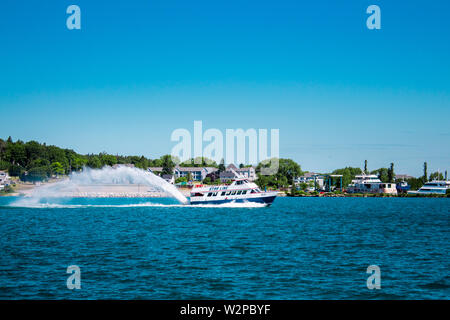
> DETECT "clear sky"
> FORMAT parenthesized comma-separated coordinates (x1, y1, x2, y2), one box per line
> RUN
(0, 0, 449, 176)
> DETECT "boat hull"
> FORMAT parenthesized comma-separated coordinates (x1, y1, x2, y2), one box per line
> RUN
(190, 195, 277, 206)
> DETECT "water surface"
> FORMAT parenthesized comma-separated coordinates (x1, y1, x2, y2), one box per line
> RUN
(0, 197, 448, 299)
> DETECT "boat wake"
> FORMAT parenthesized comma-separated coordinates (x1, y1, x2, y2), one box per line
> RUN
(8, 201, 267, 209)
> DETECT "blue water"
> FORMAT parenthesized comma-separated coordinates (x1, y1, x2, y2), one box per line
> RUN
(0, 197, 448, 299)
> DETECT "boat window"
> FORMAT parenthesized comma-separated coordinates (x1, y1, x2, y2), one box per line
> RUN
(221, 192, 226, 196)
(237, 190, 242, 195)
(242, 190, 247, 195)
(251, 189, 256, 193)
(231, 191, 236, 195)
(207, 193, 212, 197)
(226, 191, 231, 196)
(191, 193, 203, 197)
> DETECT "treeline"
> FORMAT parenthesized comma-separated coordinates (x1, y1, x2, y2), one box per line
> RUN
(1, 137, 443, 189)
(0, 137, 173, 182)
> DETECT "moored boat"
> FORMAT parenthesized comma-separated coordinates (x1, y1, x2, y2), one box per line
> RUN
(407, 180, 450, 195)
(347, 174, 397, 194)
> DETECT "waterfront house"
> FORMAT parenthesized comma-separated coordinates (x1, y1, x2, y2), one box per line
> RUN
(0, 171, 11, 190)
(148, 167, 163, 175)
(162, 174, 175, 184)
(220, 164, 257, 182)
(295, 172, 324, 189)
(174, 166, 217, 182)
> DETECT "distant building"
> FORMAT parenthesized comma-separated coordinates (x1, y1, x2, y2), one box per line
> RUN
(219, 164, 257, 182)
(295, 172, 324, 189)
(0, 170, 11, 189)
(395, 174, 415, 181)
(174, 166, 218, 182)
(219, 170, 237, 182)
(148, 167, 163, 175)
(161, 174, 175, 184)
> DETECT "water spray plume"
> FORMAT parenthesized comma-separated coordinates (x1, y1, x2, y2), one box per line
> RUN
(12, 165, 188, 206)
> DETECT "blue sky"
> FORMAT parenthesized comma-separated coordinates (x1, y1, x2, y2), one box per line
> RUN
(0, 0, 449, 176)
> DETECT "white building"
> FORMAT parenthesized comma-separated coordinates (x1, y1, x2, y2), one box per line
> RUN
(295, 172, 324, 189)
(0, 170, 11, 190)
(222, 164, 257, 182)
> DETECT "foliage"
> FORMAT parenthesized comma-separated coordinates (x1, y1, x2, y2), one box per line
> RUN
(371, 168, 389, 183)
(22, 166, 49, 182)
(423, 162, 428, 183)
(332, 167, 362, 188)
(256, 158, 302, 188)
(0, 137, 180, 182)
(403, 177, 424, 191)
(161, 154, 175, 176)
(8, 164, 24, 177)
(175, 177, 187, 184)
(388, 163, 395, 183)
(51, 162, 65, 176)
(179, 157, 217, 168)
(202, 177, 212, 185)
(429, 171, 444, 181)
(218, 159, 226, 172)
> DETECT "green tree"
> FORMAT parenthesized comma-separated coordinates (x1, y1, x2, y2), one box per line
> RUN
(175, 177, 187, 184)
(387, 163, 395, 183)
(256, 158, 302, 188)
(332, 167, 362, 188)
(161, 155, 175, 176)
(429, 172, 444, 181)
(87, 155, 102, 168)
(0, 138, 7, 160)
(218, 159, 226, 172)
(364, 160, 368, 174)
(8, 164, 24, 177)
(51, 162, 65, 177)
(25, 167, 48, 182)
(202, 177, 212, 185)
(99, 153, 117, 167)
(423, 162, 428, 183)
(371, 168, 389, 182)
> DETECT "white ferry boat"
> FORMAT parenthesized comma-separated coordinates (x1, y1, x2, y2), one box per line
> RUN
(189, 178, 278, 206)
(347, 174, 397, 194)
(408, 180, 450, 195)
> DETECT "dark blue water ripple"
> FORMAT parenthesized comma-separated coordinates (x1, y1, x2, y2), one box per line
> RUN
(0, 197, 448, 299)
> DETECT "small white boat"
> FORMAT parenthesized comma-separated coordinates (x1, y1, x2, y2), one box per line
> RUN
(408, 180, 450, 195)
(189, 178, 278, 206)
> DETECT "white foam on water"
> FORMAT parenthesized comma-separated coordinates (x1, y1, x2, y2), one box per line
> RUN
(10, 201, 267, 209)
(11, 165, 189, 207)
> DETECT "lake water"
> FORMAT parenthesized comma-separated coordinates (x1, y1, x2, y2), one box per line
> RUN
(0, 197, 448, 299)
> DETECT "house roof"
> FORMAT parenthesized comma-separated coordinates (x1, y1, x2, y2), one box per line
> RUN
(220, 171, 236, 178)
(395, 174, 415, 180)
(175, 166, 218, 173)
(227, 164, 238, 170)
